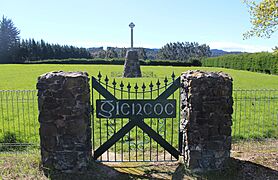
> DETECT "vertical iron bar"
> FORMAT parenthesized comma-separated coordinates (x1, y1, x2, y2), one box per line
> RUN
(135, 83, 138, 161)
(0, 91, 5, 135)
(178, 85, 182, 156)
(105, 75, 109, 161)
(21, 91, 26, 141)
(243, 90, 246, 139)
(127, 83, 131, 161)
(113, 79, 117, 161)
(234, 90, 237, 139)
(11, 91, 15, 138)
(253, 90, 256, 140)
(142, 83, 146, 161)
(16, 91, 20, 140)
(92, 77, 95, 153)
(170, 75, 175, 160)
(249, 90, 252, 148)
(120, 81, 124, 161)
(27, 91, 31, 141)
(156, 80, 160, 161)
(263, 90, 266, 137)
(5, 91, 10, 132)
(257, 90, 260, 138)
(163, 77, 168, 161)
(32, 91, 36, 143)
(239, 90, 242, 138)
(98, 73, 102, 161)
(149, 82, 153, 161)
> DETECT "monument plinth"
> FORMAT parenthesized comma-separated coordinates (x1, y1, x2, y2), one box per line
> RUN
(123, 50, 142, 77)
(123, 22, 142, 78)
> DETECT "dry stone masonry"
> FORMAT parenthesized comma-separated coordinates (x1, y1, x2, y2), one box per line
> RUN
(123, 50, 142, 77)
(180, 70, 233, 172)
(37, 71, 91, 173)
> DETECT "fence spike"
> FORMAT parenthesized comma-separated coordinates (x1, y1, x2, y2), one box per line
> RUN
(149, 81, 154, 89)
(164, 76, 168, 85)
(127, 82, 131, 90)
(156, 79, 161, 87)
(105, 75, 109, 84)
(112, 79, 117, 87)
(97, 71, 102, 81)
(142, 83, 146, 90)
(171, 72, 175, 80)
(134, 83, 139, 90)
(120, 81, 124, 88)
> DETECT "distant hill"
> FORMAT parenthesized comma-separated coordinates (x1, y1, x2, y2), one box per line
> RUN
(210, 49, 243, 57)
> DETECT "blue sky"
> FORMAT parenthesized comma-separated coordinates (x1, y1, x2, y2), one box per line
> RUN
(1, 0, 277, 52)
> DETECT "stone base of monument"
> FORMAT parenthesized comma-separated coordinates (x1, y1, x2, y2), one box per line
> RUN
(123, 50, 142, 78)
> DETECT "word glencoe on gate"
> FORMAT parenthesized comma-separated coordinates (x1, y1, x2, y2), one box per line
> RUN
(96, 100, 176, 118)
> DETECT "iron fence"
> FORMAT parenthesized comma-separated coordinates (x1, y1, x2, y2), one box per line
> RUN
(0, 88, 277, 152)
(232, 89, 278, 151)
(0, 90, 39, 151)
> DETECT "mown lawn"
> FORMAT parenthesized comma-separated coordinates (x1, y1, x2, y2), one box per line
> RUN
(0, 64, 278, 90)
(0, 64, 277, 154)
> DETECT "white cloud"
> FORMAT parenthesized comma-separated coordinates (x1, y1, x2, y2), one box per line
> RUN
(209, 41, 273, 52)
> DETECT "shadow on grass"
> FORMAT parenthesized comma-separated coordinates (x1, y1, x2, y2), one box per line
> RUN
(173, 158, 278, 180)
(46, 157, 278, 180)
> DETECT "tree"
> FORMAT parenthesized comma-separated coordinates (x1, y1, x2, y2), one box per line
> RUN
(273, 46, 278, 55)
(106, 47, 118, 58)
(243, 0, 278, 39)
(0, 16, 20, 63)
(158, 41, 211, 61)
(138, 48, 147, 60)
(120, 47, 127, 58)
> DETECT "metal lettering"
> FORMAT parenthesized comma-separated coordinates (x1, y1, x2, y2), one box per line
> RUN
(121, 103, 130, 115)
(98, 100, 115, 118)
(116, 101, 120, 115)
(154, 103, 163, 115)
(165, 103, 174, 115)
(136, 103, 143, 115)
(132, 103, 135, 115)
(143, 103, 152, 115)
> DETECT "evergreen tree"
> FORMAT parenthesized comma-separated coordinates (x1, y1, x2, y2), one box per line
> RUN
(0, 16, 20, 63)
(158, 41, 211, 61)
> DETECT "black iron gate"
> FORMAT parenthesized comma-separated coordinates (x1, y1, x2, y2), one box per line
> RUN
(91, 72, 182, 162)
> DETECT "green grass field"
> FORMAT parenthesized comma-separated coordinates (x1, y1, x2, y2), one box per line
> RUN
(0, 64, 278, 89)
(0, 64, 277, 157)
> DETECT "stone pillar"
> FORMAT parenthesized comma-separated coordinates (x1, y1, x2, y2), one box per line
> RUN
(37, 71, 91, 173)
(123, 50, 142, 77)
(180, 70, 233, 172)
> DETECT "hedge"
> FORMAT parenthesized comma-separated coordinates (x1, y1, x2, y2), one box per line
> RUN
(202, 52, 278, 75)
(23, 58, 202, 66)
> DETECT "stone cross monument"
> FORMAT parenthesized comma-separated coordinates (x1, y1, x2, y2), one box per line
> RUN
(129, 22, 135, 49)
(123, 22, 142, 78)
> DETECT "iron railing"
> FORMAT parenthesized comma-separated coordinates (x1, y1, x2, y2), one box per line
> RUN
(0, 88, 277, 153)
(0, 90, 39, 151)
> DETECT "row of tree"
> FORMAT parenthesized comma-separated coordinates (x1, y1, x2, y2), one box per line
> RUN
(19, 39, 90, 61)
(157, 42, 211, 61)
(92, 47, 147, 60)
(0, 16, 90, 63)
